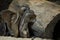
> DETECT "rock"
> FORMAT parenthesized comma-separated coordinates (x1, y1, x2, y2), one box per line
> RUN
(29, 1, 60, 38)
(8, 0, 60, 38)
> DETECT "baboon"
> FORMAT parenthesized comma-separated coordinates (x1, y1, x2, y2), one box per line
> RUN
(0, 10, 19, 37)
(19, 5, 36, 38)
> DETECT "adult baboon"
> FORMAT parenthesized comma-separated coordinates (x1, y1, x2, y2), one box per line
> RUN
(19, 5, 36, 38)
(0, 10, 18, 37)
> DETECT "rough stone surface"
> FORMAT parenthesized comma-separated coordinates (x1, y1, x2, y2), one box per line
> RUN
(8, 0, 60, 39)
(29, 1, 60, 38)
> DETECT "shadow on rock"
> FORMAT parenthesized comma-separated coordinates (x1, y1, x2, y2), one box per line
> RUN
(44, 14, 60, 39)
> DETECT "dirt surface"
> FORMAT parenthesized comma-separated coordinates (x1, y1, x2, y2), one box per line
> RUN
(0, 36, 52, 40)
